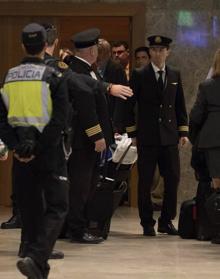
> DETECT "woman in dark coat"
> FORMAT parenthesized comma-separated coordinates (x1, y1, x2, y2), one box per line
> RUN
(190, 49, 220, 190)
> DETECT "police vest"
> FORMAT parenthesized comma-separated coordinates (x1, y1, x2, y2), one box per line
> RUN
(1, 63, 53, 132)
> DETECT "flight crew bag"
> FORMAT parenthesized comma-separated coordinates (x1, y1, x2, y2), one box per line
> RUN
(178, 198, 197, 239)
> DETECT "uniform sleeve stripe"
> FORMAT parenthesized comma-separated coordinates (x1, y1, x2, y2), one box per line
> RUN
(85, 124, 102, 137)
(126, 126, 136, 133)
(178, 125, 189, 132)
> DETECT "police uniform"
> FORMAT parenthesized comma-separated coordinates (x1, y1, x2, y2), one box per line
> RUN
(126, 35, 188, 234)
(0, 23, 69, 279)
(63, 28, 113, 241)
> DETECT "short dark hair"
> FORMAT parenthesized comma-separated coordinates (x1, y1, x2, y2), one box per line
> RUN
(112, 41, 129, 50)
(24, 44, 45, 55)
(135, 46, 150, 58)
(41, 23, 58, 46)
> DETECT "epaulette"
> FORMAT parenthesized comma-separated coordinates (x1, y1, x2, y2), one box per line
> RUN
(58, 61, 69, 70)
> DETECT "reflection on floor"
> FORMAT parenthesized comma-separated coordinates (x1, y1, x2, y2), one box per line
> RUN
(0, 206, 220, 279)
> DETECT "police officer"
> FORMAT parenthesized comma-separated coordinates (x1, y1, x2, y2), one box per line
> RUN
(126, 35, 188, 236)
(0, 23, 69, 279)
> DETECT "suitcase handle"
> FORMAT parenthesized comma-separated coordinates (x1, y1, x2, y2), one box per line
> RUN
(115, 142, 132, 170)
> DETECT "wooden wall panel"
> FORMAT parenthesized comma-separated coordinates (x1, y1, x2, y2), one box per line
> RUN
(59, 16, 130, 51)
(0, 153, 12, 206)
(0, 15, 131, 80)
(0, 16, 31, 80)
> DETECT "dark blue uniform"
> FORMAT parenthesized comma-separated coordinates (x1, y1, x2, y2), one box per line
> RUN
(126, 62, 188, 229)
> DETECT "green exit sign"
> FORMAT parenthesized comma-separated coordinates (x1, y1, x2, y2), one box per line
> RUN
(178, 11, 194, 27)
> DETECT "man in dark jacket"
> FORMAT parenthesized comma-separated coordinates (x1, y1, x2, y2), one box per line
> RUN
(0, 23, 69, 279)
(63, 28, 114, 243)
(126, 35, 188, 236)
(97, 38, 128, 128)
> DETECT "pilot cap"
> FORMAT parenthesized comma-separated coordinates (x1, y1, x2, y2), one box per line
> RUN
(147, 35, 172, 48)
(72, 28, 100, 49)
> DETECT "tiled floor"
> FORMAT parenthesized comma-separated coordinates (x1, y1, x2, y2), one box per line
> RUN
(0, 206, 220, 279)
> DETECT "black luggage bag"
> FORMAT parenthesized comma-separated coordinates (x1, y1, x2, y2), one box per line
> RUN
(87, 178, 128, 239)
(178, 198, 197, 239)
(87, 145, 134, 239)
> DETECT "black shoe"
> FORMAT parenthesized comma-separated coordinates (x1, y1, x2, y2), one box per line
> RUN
(18, 241, 64, 260)
(71, 232, 104, 244)
(197, 234, 211, 241)
(17, 257, 43, 279)
(1, 215, 21, 229)
(143, 226, 156, 236)
(49, 250, 64, 260)
(211, 235, 220, 244)
(158, 219, 178, 235)
(196, 226, 211, 241)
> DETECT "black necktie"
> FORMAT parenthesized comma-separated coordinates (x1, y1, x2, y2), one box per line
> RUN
(157, 70, 164, 91)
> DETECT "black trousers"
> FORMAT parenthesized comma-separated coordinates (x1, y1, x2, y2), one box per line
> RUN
(137, 145, 180, 227)
(67, 147, 99, 237)
(191, 147, 213, 238)
(14, 158, 69, 276)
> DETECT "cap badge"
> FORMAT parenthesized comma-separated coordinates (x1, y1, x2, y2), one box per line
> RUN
(28, 33, 37, 38)
(155, 36, 162, 43)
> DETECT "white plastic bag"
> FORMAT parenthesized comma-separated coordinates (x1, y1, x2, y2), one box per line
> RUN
(112, 134, 137, 165)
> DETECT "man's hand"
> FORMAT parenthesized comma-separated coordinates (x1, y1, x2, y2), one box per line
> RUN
(59, 48, 73, 61)
(14, 153, 35, 163)
(0, 144, 8, 161)
(15, 140, 36, 158)
(179, 137, 189, 147)
(0, 152, 8, 161)
(95, 138, 106, 152)
(110, 85, 133, 100)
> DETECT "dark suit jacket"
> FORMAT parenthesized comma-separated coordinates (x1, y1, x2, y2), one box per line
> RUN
(126, 63, 188, 146)
(100, 59, 128, 130)
(102, 59, 128, 84)
(190, 77, 220, 148)
(64, 55, 96, 77)
(64, 55, 113, 148)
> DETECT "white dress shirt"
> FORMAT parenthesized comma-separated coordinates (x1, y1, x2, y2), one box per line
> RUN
(151, 62, 166, 83)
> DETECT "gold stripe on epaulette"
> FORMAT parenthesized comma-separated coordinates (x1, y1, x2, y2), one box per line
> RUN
(86, 124, 102, 137)
(178, 125, 189, 132)
(126, 125, 136, 133)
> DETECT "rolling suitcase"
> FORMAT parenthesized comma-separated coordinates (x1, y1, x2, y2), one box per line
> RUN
(87, 143, 136, 239)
